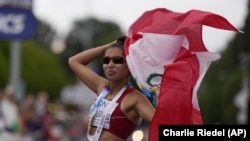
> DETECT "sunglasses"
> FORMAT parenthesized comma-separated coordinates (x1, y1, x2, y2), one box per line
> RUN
(102, 56, 126, 64)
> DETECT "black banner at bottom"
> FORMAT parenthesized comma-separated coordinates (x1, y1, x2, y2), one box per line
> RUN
(159, 125, 249, 140)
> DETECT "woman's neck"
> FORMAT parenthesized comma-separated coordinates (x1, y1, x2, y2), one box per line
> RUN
(108, 80, 128, 96)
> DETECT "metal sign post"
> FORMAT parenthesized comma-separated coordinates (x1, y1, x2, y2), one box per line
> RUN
(9, 40, 23, 100)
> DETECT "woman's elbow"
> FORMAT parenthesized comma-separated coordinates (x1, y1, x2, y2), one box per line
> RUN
(68, 56, 76, 68)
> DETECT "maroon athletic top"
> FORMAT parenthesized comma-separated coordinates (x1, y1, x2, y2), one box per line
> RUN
(91, 87, 138, 140)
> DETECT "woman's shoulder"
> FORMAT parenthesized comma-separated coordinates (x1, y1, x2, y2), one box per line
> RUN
(125, 88, 147, 99)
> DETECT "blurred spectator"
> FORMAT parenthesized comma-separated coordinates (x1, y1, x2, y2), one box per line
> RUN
(0, 90, 5, 131)
(0, 88, 33, 141)
(0, 83, 103, 141)
(0, 88, 19, 132)
(33, 91, 62, 141)
(19, 93, 42, 141)
(51, 102, 69, 140)
(66, 111, 86, 141)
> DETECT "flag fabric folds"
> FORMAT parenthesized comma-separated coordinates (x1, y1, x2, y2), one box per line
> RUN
(124, 8, 239, 141)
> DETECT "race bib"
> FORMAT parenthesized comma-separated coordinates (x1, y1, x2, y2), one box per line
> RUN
(90, 99, 118, 129)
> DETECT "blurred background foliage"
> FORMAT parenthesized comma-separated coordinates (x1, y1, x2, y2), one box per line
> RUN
(61, 17, 124, 78)
(199, 1, 250, 124)
(0, 1, 249, 124)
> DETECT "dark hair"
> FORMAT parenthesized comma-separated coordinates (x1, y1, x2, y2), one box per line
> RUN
(105, 36, 127, 52)
(116, 36, 126, 45)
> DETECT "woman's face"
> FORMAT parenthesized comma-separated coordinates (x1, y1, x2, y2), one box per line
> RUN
(103, 47, 129, 81)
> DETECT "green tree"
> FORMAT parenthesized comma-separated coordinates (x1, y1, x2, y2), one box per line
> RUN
(33, 19, 57, 48)
(0, 41, 10, 88)
(0, 19, 73, 101)
(199, 0, 250, 124)
(21, 39, 74, 100)
(60, 17, 124, 78)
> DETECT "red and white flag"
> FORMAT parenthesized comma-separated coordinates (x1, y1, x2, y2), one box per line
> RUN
(124, 8, 239, 140)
